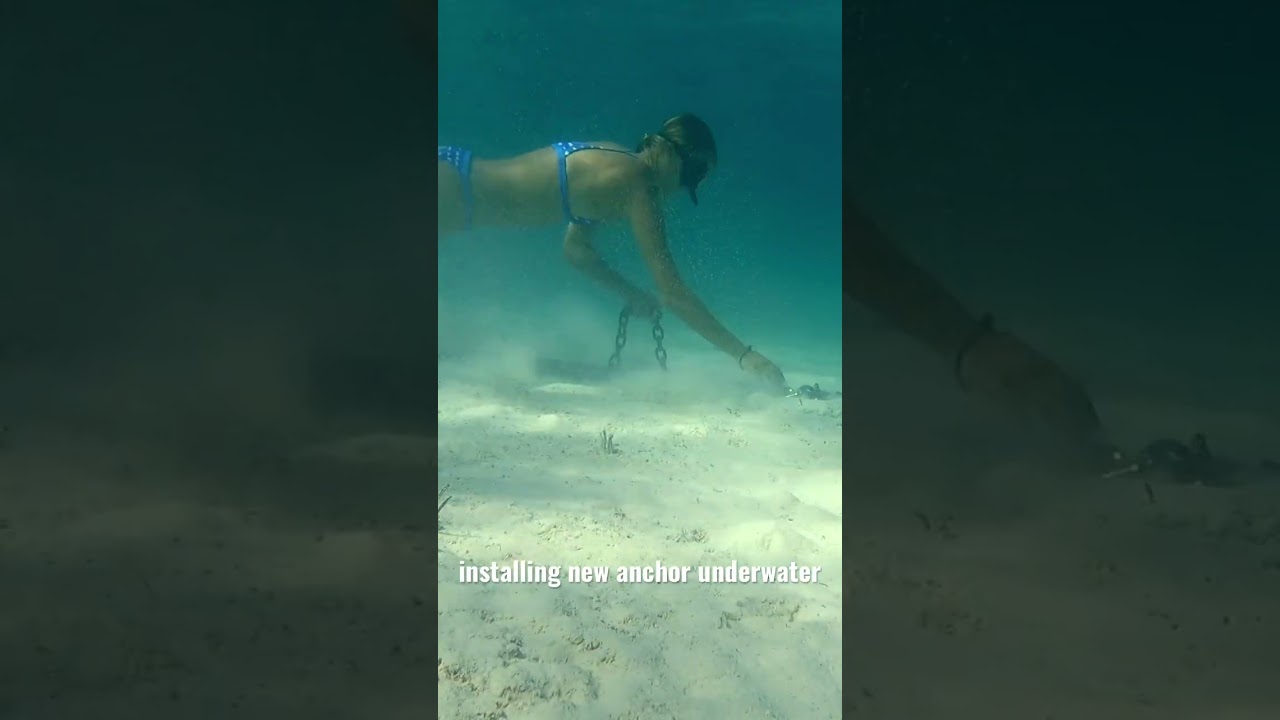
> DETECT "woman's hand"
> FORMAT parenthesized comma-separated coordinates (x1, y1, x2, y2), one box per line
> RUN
(741, 350, 787, 390)
(958, 329, 1105, 450)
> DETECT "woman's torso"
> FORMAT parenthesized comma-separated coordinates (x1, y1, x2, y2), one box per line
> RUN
(469, 141, 638, 229)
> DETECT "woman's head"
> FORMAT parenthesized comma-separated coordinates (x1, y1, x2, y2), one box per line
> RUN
(637, 113, 717, 205)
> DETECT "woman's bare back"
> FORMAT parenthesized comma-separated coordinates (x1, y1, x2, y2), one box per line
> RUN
(449, 141, 640, 231)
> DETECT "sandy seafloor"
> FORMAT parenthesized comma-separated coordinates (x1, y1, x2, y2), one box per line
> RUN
(3, 315, 1280, 719)
(435, 345, 844, 720)
(841, 318, 1280, 720)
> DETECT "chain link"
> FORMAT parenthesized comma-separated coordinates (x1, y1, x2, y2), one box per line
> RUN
(607, 307, 630, 369)
(652, 311, 667, 371)
(606, 305, 668, 372)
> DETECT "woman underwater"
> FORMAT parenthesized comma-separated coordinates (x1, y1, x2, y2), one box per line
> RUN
(438, 113, 789, 389)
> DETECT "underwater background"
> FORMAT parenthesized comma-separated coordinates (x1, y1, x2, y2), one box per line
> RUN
(0, 3, 441, 718)
(437, 0, 843, 378)
(847, 2, 1280, 417)
(846, 4, 1280, 717)
(2, 1, 436, 416)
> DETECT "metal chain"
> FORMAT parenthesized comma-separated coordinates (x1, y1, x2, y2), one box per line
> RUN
(608, 305, 668, 372)
(652, 311, 667, 371)
(607, 307, 629, 369)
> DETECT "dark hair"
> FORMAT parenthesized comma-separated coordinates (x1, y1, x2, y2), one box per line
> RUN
(638, 113, 717, 204)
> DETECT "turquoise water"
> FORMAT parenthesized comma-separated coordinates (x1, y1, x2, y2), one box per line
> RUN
(438, 1, 842, 379)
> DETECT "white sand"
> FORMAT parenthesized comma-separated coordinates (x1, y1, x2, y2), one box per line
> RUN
(435, 349, 844, 719)
(12, 309, 1276, 718)
(842, 326, 1280, 719)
